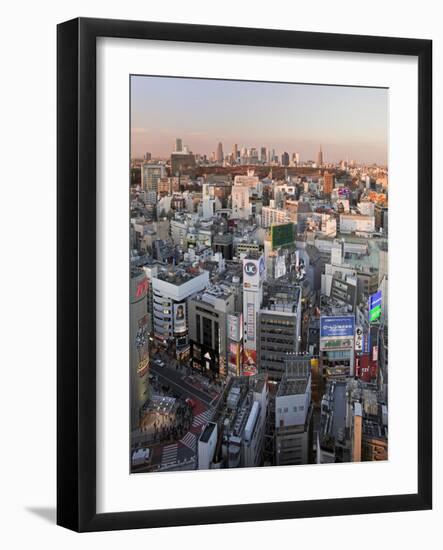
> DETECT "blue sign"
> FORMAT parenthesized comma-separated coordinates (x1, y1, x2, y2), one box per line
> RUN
(369, 290, 382, 322)
(369, 291, 382, 310)
(320, 316, 355, 338)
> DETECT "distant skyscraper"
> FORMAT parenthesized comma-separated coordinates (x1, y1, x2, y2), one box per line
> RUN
(144, 152, 152, 161)
(281, 152, 290, 166)
(317, 145, 323, 167)
(260, 147, 267, 163)
(175, 138, 183, 152)
(232, 143, 238, 162)
(216, 142, 224, 164)
(295, 152, 300, 165)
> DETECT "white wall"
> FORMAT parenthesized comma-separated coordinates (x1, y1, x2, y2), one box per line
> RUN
(0, 1, 441, 549)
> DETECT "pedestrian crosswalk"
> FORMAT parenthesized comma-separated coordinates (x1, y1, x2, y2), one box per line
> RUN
(192, 408, 213, 428)
(162, 444, 178, 465)
(180, 431, 197, 451)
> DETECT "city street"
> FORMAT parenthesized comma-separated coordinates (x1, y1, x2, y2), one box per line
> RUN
(131, 359, 221, 471)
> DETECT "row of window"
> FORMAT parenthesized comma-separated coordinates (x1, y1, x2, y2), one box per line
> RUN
(277, 405, 305, 414)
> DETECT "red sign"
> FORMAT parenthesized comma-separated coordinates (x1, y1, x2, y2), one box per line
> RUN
(355, 354, 378, 382)
(135, 278, 149, 299)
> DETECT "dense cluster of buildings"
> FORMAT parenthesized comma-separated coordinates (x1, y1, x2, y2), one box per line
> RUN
(130, 139, 389, 470)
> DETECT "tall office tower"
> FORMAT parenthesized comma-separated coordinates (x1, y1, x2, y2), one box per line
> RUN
(175, 137, 183, 152)
(317, 145, 323, 167)
(216, 142, 224, 164)
(257, 281, 302, 380)
(295, 152, 300, 164)
(260, 147, 267, 163)
(141, 163, 166, 193)
(323, 170, 334, 195)
(232, 143, 238, 162)
(281, 152, 290, 166)
(144, 152, 151, 161)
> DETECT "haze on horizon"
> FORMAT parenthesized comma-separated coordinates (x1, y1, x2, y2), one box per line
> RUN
(131, 75, 388, 165)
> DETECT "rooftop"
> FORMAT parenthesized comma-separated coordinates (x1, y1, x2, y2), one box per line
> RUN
(199, 422, 217, 443)
(277, 377, 309, 397)
(154, 265, 205, 286)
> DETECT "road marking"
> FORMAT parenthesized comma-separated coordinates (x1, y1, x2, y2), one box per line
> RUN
(192, 409, 213, 428)
(162, 444, 178, 465)
(180, 432, 197, 451)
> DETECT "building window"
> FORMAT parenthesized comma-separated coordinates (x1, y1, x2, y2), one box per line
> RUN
(203, 317, 212, 348)
(293, 406, 297, 412)
(196, 315, 201, 343)
(214, 322, 219, 350)
(284, 407, 288, 413)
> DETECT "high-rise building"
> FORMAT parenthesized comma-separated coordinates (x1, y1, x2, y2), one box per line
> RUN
(175, 137, 183, 152)
(295, 152, 300, 165)
(141, 163, 166, 193)
(281, 152, 290, 166)
(323, 170, 334, 195)
(317, 145, 323, 167)
(151, 266, 209, 359)
(232, 143, 238, 162)
(231, 185, 251, 220)
(188, 286, 235, 379)
(130, 270, 150, 430)
(216, 142, 224, 164)
(260, 147, 267, 163)
(257, 280, 302, 380)
(144, 152, 151, 161)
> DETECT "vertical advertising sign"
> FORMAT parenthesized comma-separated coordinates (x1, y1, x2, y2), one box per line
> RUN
(173, 302, 187, 334)
(369, 290, 382, 323)
(228, 314, 241, 342)
(243, 349, 257, 376)
(228, 341, 241, 377)
(135, 314, 150, 377)
(355, 326, 363, 352)
(246, 303, 255, 342)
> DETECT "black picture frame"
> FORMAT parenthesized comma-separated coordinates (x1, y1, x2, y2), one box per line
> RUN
(57, 17, 432, 532)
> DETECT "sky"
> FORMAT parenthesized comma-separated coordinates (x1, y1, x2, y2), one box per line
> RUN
(130, 75, 388, 164)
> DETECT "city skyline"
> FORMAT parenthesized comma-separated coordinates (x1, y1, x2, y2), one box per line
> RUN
(131, 76, 388, 164)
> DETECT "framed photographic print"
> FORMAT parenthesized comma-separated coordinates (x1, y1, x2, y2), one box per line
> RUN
(57, 18, 432, 532)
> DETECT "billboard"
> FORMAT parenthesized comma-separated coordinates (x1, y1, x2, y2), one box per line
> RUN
(173, 302, 187, 334)
(131, 273, 149, 303)
(243, 255, 265, 290)
(320, 315, 355, 351)
(135, 315, 150, 377)
(355, 354, 378, 382)
(369, 290, 382, 322)
(228, 341, 241, 377)
(228, 313, 242, 342)
(246, 303, 255, 342)
(243, 349, 257, 376)
(270, 223, 295, 249)
(354, 326, 363, 352)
